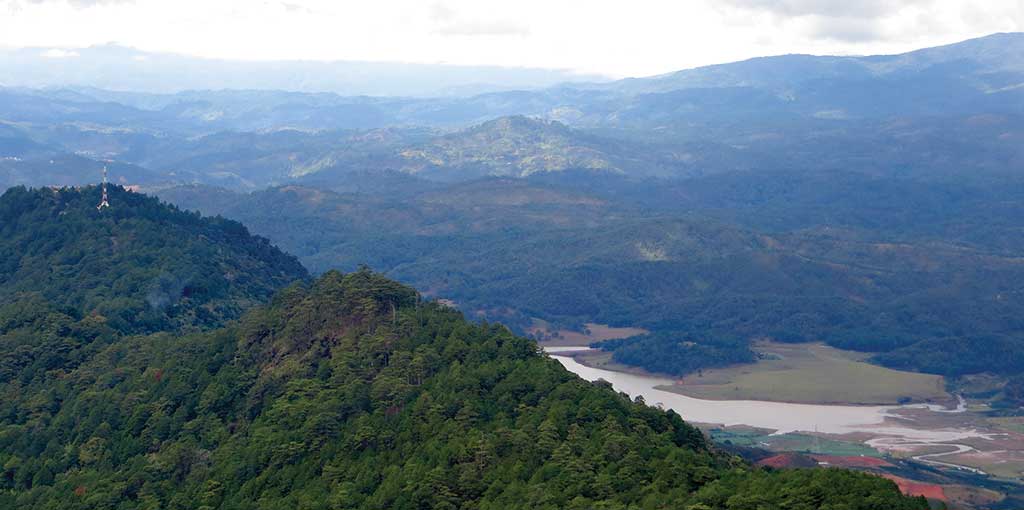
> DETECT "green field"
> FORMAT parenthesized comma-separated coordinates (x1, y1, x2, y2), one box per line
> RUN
(709, 427, 881, 457)
(663, 341, 949, 405)
(988, 416, 1024, 434)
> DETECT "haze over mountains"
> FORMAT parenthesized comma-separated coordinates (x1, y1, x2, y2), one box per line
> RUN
(0, 44, 606, 97)
(1, 32, 1022, 193)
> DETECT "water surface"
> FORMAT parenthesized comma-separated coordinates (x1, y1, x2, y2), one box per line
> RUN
(548, 349, 985, 447)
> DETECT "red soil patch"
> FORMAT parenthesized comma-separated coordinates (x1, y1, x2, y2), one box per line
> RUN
(880, 474, 946, 502)
(758, 453, 944, 502)
(757, 452, 818, 469)
(810, 455, 895, 468)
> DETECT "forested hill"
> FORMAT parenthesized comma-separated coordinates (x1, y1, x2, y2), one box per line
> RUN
(0, 269, 927, 509)
(0, 185, 308, 334)
(159, 181, 1024, 379)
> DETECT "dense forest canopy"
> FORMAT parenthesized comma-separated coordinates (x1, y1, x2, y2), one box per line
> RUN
(0, 268, 928, 509)
(158, 176, 1024, 379)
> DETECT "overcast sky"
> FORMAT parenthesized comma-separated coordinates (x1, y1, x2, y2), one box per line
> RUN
(1, 0, 1022, 78)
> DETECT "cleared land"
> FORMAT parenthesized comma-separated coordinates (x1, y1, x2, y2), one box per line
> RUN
(530, 319, 648, 347)
(943, 485, 1006, 509)
(662, 341, 948, 405)
(946, 450, 1024, 479)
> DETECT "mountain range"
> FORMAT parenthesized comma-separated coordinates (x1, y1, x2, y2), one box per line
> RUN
(5, 30, 1024, 507)
(0, 33, 1020, 195)
(2, 32, 1024, 391)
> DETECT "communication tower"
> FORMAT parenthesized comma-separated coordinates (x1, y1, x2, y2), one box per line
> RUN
(97, 165, 110, 211)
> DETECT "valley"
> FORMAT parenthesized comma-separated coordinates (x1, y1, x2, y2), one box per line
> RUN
(545, 344, 1024, 505)
(146, 145, 1024, 504)
(545, 345, 961, 435)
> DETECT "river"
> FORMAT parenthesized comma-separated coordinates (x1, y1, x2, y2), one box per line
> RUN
(547, 347, 994, 467)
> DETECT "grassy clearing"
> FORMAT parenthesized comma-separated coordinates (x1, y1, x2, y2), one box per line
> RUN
(988, 416, 1024, 434)
(663, 341, 948, 405)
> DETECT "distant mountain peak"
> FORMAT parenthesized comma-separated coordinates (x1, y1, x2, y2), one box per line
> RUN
(458, 115, 572, 141)
(395, 115, 635, 179)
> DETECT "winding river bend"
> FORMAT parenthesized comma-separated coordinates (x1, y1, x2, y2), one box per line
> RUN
(547, 347, 991, 471)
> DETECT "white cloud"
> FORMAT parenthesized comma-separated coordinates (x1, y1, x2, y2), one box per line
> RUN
(0, 0, 1020, 77)
(717, 0, 953, 44)
(23, 0, 134, 7)
(429, 2, 529, 37)
(39, 48, 79, 58)
(720, 0, 929, 19)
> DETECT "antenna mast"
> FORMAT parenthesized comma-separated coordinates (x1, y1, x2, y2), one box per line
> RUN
(97, 165, 110, 211)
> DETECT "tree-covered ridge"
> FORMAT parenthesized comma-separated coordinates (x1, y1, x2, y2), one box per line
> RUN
(0, 270, 927, 509)
(0, 185, 308, 334)
(594, 332, 756, 377)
